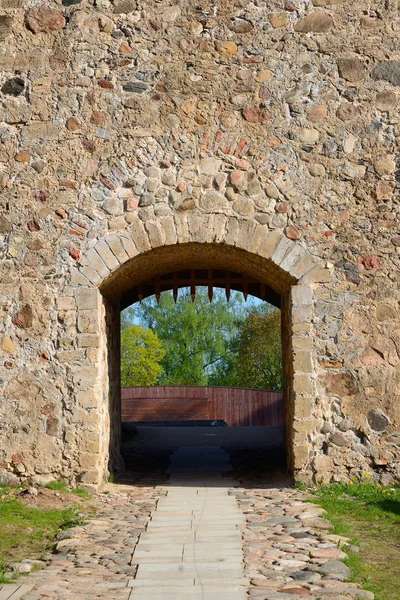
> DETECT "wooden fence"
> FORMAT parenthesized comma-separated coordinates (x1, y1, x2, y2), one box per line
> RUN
(121, 385, 284, 427)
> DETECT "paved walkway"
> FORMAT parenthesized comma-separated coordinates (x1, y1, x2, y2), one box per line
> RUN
(130, 446, 247, 599)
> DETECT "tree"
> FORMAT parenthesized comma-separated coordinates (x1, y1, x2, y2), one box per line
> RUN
(124, 288, 246, 385)
(121, 289, 283, 389)
(120, 324, 165, 386)
(225, 306, 282, 390)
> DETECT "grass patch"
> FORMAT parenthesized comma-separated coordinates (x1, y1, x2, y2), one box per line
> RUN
(44, 480, 91, 499)
(0, 485, 85, 583)
(73, 485, 91, 500)
(309, 481, 400, 600)
(43, 480, 69, 493)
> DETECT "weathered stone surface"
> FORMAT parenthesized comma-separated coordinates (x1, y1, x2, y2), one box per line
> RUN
(363, 255, 381, 270)
(15, 150, 30, 162)
(66, 117, 80, 132)
(0, 215, 12, 233)
(199, 192, 228, 211)
(367, 409, 389, 432)
(12, 305, 33, 329)
(123, 82, 148, 93)
(230, 18, 253, 33)
(337, 57, 365, 82)
(313, 0, 343, 4)
(371, 61, 400, 86)
(242, 105, 269, 123)
(114, 0, 136, 13)
(330, 431, 352, 447)
(216, 40, 238, 54)
(0, 15, 13, 41)
(2, 336, 15, 353)
(341, 162, 366, 179)
(374, 157, 396, 176)
(268, 13, 289, 29)
(308, 104, 328, 122)
(336, 101, 357, 121)
(323, 372, 358, 396)
(199, 157, 222, 175)
(375, 90, 397, 111)
(0, 472, 20, 486)
(294, 12, 333, 33)
(311, 559, 351, 578)
(26, 7, 66, 34)
(233, 197, 254, 217)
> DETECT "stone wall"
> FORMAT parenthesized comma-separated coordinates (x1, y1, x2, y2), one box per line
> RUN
(0, 0, 399, 486)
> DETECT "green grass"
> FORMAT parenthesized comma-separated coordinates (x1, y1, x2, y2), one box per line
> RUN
(43, 480, 70, 492)
(73, 485, 92, 499)
(308, 481, 400, 600)
(44, 480, 91, 499)
(0, 485, 85, 583)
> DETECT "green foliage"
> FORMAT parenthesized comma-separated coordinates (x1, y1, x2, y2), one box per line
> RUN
(122, 288, 283, 389)
(120, 323, 165, 386)
(211, 305, 282, 390)
(309, 481, 400, 600)
(130, 288, 246, 385)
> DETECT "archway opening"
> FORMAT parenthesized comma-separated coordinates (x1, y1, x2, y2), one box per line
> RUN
(100, 242, 296, 483)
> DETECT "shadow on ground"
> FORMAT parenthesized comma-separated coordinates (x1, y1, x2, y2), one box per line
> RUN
(374, 499, 400, 517)
(116, 425, 291, 489)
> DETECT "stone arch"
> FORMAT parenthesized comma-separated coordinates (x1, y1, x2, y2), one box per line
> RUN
(69, 213, 331, 487)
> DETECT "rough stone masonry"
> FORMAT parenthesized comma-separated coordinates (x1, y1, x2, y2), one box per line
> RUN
(0, 0, 399, 487)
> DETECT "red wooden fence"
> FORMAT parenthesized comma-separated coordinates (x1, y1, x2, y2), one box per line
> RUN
(121, 385, 284, 427)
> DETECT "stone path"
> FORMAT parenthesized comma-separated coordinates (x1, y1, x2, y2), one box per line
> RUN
(17, 486, 163, 600)
(235, 485, 374, 600)
(7, 438, 374, 600)
(130, 446, 247, 599)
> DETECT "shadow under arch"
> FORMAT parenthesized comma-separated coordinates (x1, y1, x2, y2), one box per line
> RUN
(100, 241, 298, 479)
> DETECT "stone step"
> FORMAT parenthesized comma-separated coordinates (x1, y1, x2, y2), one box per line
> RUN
(136, 563, 243, 579)
(128, 577, 249, 587)
(131, 556, 243, 564)
(129, 589, 247, 600)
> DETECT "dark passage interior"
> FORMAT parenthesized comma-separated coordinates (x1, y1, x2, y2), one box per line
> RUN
(118, 425, 288, 488)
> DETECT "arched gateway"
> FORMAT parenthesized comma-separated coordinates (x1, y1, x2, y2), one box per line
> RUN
(1, 0, 399, 487)
(80, 217, 324, 485)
